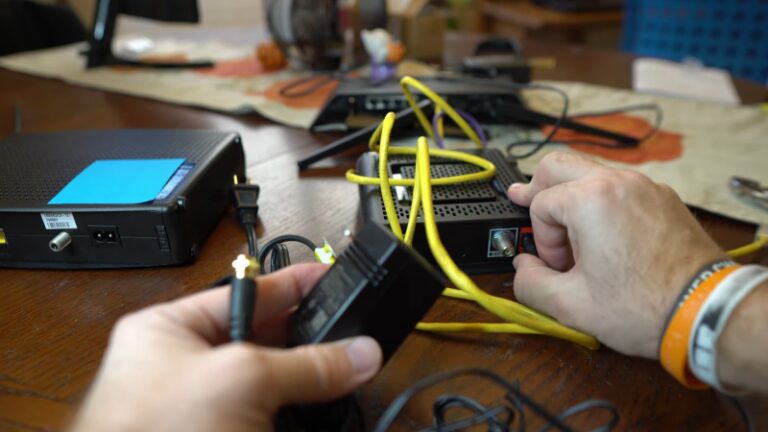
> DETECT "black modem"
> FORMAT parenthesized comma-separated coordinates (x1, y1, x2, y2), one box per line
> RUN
(0, 129, 244, 269)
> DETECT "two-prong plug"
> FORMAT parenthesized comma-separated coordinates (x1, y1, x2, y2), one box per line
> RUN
(231, 176, 260, 226)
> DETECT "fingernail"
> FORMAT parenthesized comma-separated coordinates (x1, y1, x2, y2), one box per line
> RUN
(512, 255, 521, 270)
(509, 182, 524, 190)
(343, 336, 381, 378)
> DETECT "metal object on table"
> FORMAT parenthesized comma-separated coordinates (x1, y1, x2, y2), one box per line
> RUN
(265, 0, 341, 70)
(730, 176, 768, 211)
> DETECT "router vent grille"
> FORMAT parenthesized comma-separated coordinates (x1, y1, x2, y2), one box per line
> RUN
(380, 151, 526, 222)
(381, 200, 524, 221)
(398, 164, 494, 202)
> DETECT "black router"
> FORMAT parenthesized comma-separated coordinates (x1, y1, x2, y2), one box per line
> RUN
(356, 148, 535, 274)
(0, 129, 244, 269)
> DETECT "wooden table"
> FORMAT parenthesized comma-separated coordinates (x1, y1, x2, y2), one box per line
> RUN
(1, 41, 767, 431)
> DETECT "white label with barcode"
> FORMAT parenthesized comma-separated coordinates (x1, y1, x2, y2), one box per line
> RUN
(40, 213, 77, 230)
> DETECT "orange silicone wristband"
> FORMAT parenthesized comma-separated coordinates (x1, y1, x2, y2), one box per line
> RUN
(659, 263, 740, 388)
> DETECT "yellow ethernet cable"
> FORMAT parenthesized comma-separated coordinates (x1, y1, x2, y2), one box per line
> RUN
(399, 76, 484, 149)
(727, 232, 768, 258)
(413, 138, 599, 349)
(345, 76, 599, 350)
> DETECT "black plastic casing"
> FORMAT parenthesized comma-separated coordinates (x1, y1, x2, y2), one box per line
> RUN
(0, 130, 245, 269)
(288, 222, 446, 363)
(357, 148, 533, 274)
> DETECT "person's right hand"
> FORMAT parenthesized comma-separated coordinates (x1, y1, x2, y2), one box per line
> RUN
(507, 152, 727, 358)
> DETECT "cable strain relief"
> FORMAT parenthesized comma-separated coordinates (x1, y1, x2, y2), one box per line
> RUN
(237, 208, 259, 225)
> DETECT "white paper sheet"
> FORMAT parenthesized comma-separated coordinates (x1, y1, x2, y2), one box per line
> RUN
(633, 57, 741, 106)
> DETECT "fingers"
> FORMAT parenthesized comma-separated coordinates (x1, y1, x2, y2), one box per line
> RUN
(513, 253, 592, 336)
(224, 336, 382, 411)
(142, 263, 329, 345)
(253, 264, 328, 320)
(527, 184, 574, 270)
(507, 152, 604, 206)
(512, 253, 569, 318)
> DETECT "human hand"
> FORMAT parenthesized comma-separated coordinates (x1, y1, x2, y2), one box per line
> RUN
(507, 152, 726, 358)
(71, 263, 382, 432)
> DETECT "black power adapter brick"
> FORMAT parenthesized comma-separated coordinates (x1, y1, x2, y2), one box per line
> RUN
(288, 221, 446, 361)
(277, 222, 446, 432)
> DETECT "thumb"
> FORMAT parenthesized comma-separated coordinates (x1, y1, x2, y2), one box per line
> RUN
(258, 336, 382, 408)
(513, 253, 568, 318)
(507, 182, 533, 206)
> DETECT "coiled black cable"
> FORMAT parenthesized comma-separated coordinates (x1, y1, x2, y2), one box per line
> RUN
(374, 368, 620, 432)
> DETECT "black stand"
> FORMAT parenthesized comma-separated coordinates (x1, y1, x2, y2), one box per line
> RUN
(498, 101, 639, 146)
(297, 99, 432, 170)
(84, 0, 211, 69)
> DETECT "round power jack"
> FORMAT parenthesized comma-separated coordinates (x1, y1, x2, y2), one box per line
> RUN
(49, 232, 72, 252)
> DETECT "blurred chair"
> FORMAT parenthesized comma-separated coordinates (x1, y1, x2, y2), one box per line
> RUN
(0, 0, 86, 56)
(621, 0, 768, 84)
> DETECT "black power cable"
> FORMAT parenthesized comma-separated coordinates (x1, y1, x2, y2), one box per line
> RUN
(269, 243, 292, 272)
(245, 224, 258, 257)
(257, 234, 317, 272)
(506, 103, 663, 159)
(373, 368, 620, 432)
(429, 76, 662, 160)
(231, 180, 260, 256)
(209, 234, 319, 289)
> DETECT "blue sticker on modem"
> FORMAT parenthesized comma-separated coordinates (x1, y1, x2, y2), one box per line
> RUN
(48, 159, 185, 205)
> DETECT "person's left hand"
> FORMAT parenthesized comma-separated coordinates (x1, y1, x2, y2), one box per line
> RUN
(71, 263, 382, 432)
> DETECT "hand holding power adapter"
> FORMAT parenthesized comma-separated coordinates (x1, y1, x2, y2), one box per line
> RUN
(507, 152, 727, 358)
(71, 263, 382, 432)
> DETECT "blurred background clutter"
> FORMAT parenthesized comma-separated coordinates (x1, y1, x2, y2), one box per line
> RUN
(0, 0, 764, 222)
(3, 0, 762, 84)
(0, 0, 766, 210)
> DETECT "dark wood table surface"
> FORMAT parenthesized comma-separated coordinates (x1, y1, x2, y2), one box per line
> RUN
(1, 42, 767, 431)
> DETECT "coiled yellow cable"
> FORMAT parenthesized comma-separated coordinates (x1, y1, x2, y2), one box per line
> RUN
(399, 76, 484, 149)
(344, 76, 599, 350)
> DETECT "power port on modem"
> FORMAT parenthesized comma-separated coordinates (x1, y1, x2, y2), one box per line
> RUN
(88, 225, 121, 247)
